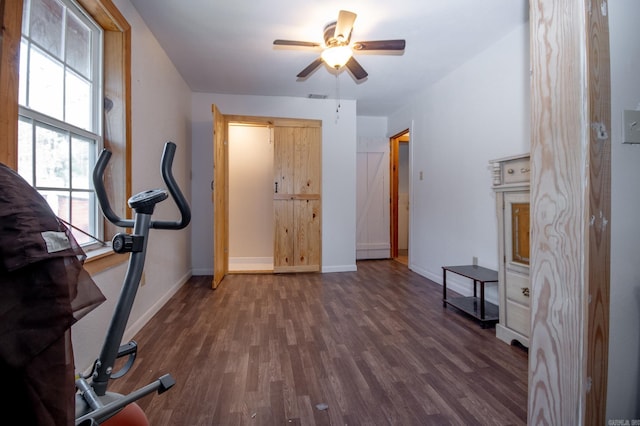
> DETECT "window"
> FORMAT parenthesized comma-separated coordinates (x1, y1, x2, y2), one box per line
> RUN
(2, 0, 131, 272)
(18, 0, 103, 247)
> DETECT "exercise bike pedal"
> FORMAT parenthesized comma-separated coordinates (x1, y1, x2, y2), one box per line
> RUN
(110, 341, 138, 379)
(117, 341, 137, 358)
(157, 374, 176, 394)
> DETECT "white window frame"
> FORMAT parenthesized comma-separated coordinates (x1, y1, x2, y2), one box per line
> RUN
(18, 0, 104, 249)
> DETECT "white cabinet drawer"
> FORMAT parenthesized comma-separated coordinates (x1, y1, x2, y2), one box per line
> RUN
(506, 299, 530, 337)
(506, 270, 530, 307)
(501, 157, 531, 184)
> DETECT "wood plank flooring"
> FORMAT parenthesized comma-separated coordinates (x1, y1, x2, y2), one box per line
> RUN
(106, 260, 528, 425)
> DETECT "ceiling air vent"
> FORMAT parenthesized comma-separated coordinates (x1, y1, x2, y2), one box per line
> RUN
(308, 94, 328, 99)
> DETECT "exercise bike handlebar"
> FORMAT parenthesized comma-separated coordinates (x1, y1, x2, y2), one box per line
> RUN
(93, 141, 191, 230)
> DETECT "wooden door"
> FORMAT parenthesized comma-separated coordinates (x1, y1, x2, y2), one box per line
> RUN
(212, 104, 227, 288)
(356, 150, 389, 260)
(273, 126, 321, 273)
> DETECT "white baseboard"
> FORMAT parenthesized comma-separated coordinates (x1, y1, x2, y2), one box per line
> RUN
(356, 243, 390, 250)
(122, 270, 191, 343)
(193, 263, 360, 274)
(229, 257, 273, 271)
(356, 248, 390, 259)
(322, 264, 358, 273)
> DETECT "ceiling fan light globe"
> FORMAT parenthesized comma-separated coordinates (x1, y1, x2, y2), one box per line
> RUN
(321, 46, 352, 69)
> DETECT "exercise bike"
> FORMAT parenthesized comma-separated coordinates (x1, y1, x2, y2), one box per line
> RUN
(75, 142, 191, 425)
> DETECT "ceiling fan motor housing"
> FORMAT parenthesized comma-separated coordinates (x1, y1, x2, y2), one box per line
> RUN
(323, 22, 350, 47)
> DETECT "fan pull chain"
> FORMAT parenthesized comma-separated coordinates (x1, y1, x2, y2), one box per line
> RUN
(335, 73, 341, 122)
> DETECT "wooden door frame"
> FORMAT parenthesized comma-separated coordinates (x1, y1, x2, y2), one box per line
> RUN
(389, 129, 409, 259)
(213, 112, 322, 281)
(212, 104, 227, 289)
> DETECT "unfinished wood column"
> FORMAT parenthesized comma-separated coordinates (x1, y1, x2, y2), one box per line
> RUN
(529, 0, 610, 424)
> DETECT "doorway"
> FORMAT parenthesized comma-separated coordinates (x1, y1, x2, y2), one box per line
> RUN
(211, 107, 322, 287)
(228, 124, 274, 272)
(390, 130, 410, 266)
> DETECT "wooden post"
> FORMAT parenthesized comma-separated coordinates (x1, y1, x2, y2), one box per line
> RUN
(529, 0, 610, 424)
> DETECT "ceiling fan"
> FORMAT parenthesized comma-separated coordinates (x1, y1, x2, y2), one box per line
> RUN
(273, 10, 406, 81)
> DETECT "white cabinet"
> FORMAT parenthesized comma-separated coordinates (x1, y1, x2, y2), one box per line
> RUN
(490, 154, 530, 348)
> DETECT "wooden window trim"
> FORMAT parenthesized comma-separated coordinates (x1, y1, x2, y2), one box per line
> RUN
(0, 0, 132, 274)
(0, 0, 22, 169)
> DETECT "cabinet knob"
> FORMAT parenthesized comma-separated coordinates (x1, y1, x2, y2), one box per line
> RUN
(522, 287, 530, 297)
(507, 168, 514, 174)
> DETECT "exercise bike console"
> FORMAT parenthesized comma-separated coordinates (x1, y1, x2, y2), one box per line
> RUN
(128, 189, 168, 212)
(75, 142, 191, 425)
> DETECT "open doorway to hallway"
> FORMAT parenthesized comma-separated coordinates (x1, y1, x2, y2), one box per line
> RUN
(390, 130, 409, 266)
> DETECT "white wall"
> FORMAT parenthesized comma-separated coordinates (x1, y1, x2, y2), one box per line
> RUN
(228, 125, 273, 270)
(387, 22, 530, 301)
(607, 0, 640, 419)
(191, 93, 357, 274)
(71, 0, 193, 372)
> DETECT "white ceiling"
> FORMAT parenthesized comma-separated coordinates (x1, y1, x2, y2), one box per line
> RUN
(128, 0, 528, 117)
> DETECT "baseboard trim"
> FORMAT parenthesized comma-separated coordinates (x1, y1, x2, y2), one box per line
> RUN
(122, 270, 191, 343)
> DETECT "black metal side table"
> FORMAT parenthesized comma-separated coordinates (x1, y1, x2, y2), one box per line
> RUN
(442, 265, 499, 326)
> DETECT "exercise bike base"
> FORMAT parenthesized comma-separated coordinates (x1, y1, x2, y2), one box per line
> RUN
(75, 374, 175, 425)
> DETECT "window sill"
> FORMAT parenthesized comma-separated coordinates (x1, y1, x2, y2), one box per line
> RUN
(84, 245, 127, 275)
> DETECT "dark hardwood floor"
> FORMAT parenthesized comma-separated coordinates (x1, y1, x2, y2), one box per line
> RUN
(106, 260, 528, 425)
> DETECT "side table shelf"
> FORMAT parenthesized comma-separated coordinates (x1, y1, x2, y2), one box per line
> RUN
(442, 265, 499, 327)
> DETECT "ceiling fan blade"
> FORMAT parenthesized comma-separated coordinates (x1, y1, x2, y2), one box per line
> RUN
(274, 39, 321, 48)
(353, 40, 406, 51)
(345, 56, 368, 80)
(297, 57, 324, 78)
(334, 10, 357, 42)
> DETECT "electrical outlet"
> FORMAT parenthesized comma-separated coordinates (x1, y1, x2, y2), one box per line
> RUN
(472, 256, 478, 266)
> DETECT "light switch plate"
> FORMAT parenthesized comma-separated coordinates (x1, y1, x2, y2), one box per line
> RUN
(623, 110, 640, 144)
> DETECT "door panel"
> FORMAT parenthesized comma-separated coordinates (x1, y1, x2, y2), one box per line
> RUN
(274, 128, 295, 195)
(294, 127, 321, 194)
(212, 104, 227, 288)
(273, 199, 294, 269)
(294, 199, 321, 269)
(356, 151, 389, 259)
(273, 126, 321, 273)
